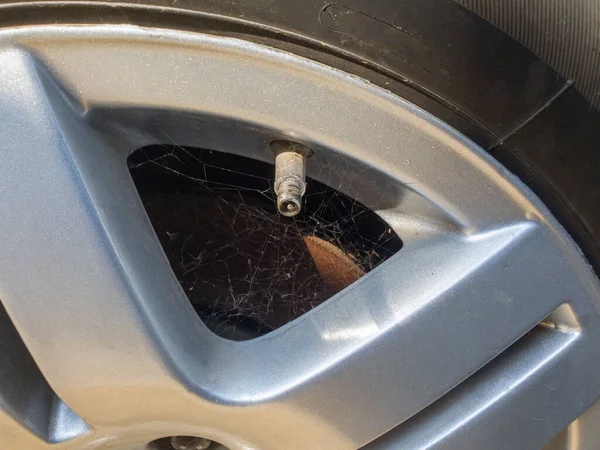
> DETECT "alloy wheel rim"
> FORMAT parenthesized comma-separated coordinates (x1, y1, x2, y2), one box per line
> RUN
(0, 24, 599, 450)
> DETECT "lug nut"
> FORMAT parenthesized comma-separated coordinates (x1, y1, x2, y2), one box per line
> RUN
(271, 140, 312, 217)
(170, 436, 212, 450)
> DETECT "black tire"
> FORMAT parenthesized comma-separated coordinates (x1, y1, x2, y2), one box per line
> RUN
(1, 0, 598, 275)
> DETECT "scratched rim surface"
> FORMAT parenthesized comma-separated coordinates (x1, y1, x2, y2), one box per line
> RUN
(0, 25, 599, 450)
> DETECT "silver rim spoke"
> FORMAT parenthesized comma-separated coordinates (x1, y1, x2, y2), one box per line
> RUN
(0, 48, 191, 425)
(235, 224, 594, 447)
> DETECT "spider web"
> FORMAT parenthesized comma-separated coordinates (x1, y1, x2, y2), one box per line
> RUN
(128, 144, 402, 340)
